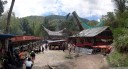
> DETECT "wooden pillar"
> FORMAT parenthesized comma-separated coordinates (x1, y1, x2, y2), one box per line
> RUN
(5, 39, 9, 52)
(93, 37, 96, 46)
(1, 39, 5, 55)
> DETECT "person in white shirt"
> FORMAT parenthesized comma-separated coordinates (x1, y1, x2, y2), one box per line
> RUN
(25, 58, 33, 69)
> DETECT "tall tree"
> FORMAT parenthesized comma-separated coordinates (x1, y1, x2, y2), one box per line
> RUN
(10, 14, 23, 35)
(0, 12, 8, 32)
(0, 0, 7, 16)
(4, 0, 15, 52)
(105, 0, 128, 28)
(103, 12, 118, 27)
(4, 0, 15, 34)
(20, 18, 32, 35)
(0, 0, 4, 16)
(113, 0, 127, 13)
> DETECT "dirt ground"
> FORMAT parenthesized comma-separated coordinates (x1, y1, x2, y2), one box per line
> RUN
(23, 50, 109, 69)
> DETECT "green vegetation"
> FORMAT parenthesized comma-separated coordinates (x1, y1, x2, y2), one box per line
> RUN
(0, 13, 88, 37)
(0, 0, 7, 16)
(107, 28, 128, 67)
(107, 51, 128, 67)
(105, 0, 128, 67)
(0, 2, 93, 37)
(65, 54, 73, 59)
(114, 29, 128, 53)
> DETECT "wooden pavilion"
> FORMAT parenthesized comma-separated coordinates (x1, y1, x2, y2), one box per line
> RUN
(68, 26, 113, 54)
(69, 26, 113, 47)
(10, 35, 42, 52)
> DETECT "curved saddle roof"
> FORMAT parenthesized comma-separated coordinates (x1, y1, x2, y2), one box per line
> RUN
(42, 25, 66, 36)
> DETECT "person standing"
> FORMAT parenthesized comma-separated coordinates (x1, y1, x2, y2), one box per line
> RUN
(45, 43, 48, 50)
(30, 51, 35, 61)
(68, 43, 72, 54)
(25, 58, 33, 69)
(42, 47, 44, 53)
(19, 50, 25, 64)
(62, 42, 66, 52)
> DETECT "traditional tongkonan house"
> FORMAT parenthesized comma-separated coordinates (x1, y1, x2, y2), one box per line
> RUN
(42, 26, 67, 50)
(42, 26, 66, 40)
(69, 26, 113, 54)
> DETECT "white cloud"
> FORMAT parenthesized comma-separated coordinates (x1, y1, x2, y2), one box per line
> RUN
(4, 0, 115, 19)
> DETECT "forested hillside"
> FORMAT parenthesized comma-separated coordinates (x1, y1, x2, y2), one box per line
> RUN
(0, 14, 90, 36)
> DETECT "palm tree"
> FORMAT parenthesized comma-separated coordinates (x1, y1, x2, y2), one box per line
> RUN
(0, 0, 4, 16)
(0, 0, 7, 16)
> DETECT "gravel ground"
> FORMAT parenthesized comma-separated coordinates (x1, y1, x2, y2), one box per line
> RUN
(23, 50, 109, 69)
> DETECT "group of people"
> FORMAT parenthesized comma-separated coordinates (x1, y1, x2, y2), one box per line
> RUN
(19, 50, 36, 69)
(24, 51, 36, 69)
(2, 48, 36, 69)
(32, 43, 49, 54)
(2, 41, 76, 69)
(24, 43, 49, 69)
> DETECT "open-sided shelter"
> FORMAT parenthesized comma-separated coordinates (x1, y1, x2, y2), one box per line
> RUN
(69, 26, 113, 48)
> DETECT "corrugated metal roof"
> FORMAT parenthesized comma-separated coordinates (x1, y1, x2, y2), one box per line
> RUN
(72, 26, 109, 37)
(43, 25, 65, 36)
(47, 39, 66, 43)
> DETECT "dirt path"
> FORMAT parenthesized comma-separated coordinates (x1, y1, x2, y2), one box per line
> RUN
(73, 54, 108, 69)
(34, 50, 69, 68)
(24, 50, 109, 69)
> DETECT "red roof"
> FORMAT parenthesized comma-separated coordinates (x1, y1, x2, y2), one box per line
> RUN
(11, 35, 42, 42)
(93, 45, 112, 49)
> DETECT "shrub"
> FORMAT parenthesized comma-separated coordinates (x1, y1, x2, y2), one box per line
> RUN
(65, 54, 73, 59)
(113, 28, 128, 53)
(107, 51, 128, 67)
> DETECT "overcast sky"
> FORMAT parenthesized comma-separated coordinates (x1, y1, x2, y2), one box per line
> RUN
(4, 0, 115, 20)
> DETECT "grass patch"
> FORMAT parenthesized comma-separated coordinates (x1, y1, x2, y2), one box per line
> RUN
(107, 50, 128, 67)
(65, 54, 73, 59)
